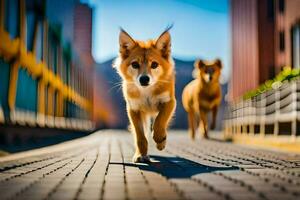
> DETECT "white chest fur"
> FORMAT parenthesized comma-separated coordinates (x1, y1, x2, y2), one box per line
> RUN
(128, 90, 171, 112)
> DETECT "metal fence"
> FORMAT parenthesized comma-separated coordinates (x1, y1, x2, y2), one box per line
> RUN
(0, 0, 94, 131)
(224, 79, 300, 138)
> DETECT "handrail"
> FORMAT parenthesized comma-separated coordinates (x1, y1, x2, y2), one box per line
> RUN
(225, 79, 300, 137)
(0, 29, 92, 112)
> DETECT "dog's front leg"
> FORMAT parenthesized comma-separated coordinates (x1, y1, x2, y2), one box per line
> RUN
(188, 111, 196, 140)
(210, 106, 218, 130)
(153, 99, 176, 150)
(200, 110, 208, 138)
(128, 109, 149, 163)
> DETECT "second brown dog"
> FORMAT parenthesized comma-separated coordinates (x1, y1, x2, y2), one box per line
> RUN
(182, 59, 222, 139)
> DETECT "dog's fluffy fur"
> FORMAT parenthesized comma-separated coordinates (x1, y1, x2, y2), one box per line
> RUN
(113, 28, 176, 163)
(182, 59, 222, 139)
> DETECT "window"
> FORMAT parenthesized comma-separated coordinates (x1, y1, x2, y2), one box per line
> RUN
(267, 0, 274, 21)
(279, 0, 285, 13)
(279, 31, 285, 52)
(291, 23, 300, 68)
(268, 65, 275, 79)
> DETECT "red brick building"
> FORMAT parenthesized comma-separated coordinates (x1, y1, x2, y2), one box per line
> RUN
(73, 3, 117, 127)
(74, 4, 93, 68)
(229, 0, 300, 102)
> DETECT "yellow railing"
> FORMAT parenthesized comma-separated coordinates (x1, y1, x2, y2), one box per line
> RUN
(0, 29, 92, 112)
(0, 0, 92, 124)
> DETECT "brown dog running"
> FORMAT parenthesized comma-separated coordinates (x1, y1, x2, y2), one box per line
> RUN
(182, 59, 222, 139)
(113, 28, 176, 162)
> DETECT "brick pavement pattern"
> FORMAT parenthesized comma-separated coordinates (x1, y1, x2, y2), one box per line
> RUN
(0, 130, 299, 200)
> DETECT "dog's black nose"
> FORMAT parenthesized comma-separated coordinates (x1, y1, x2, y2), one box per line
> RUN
(139, 75, 150, 86)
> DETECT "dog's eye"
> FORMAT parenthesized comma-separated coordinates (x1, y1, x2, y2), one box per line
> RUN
(151, 61, 158, 69)
(131, 62, 140, 69)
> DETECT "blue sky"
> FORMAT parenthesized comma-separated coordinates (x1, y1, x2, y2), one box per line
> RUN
(83, 0, 230, 82)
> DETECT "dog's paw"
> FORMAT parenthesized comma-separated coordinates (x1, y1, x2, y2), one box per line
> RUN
(189, 130, 196, 140)
(156, 139, 166, 151)
(152, 129, 167, 151)
(132, 154, 150, 163)
(202, 132, 209, 139)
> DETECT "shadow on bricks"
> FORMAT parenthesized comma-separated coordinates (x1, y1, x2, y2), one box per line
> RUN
(110, 155, 238, 179)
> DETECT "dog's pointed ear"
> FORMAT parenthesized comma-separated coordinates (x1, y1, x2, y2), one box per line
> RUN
(155, 29, 171, 59)
(214, 58, 222, 68)
(194, 59, 205, 69)
(119, 29, 136, 58)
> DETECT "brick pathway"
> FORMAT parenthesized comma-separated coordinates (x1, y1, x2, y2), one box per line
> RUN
(0, 130, 299, 200)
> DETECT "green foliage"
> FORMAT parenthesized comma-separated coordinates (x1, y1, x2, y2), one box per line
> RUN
(243, 67, 300, 100)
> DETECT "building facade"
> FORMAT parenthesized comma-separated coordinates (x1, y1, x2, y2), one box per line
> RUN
(229, 0, 300, 102)
(0, 0, 113, 130)
(73, 3, 117, 127)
